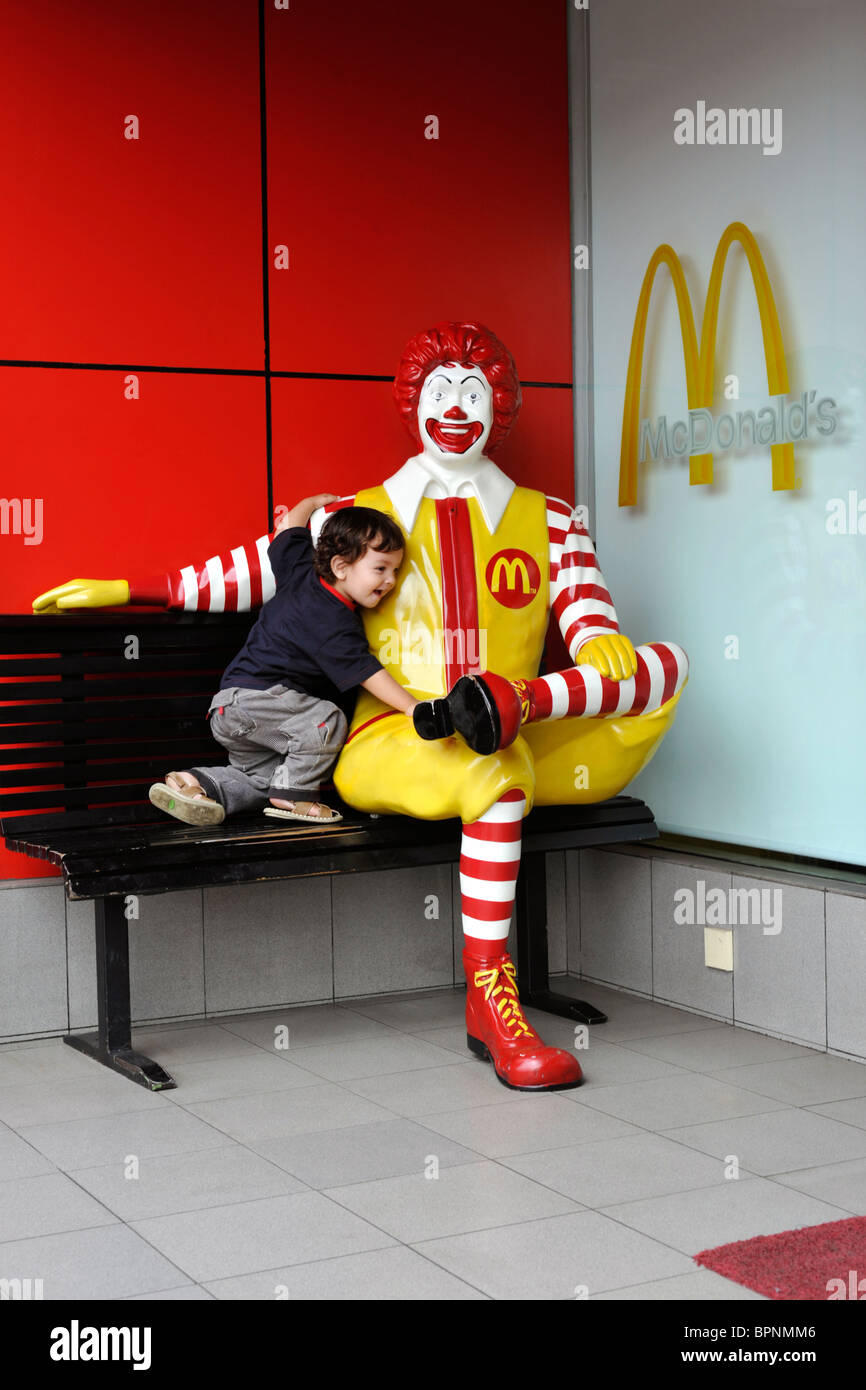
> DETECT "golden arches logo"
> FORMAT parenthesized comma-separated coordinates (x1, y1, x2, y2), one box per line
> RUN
(485, 548, 540, 610)
(618, 221, 794, 506)
(491, 556, 529, 591)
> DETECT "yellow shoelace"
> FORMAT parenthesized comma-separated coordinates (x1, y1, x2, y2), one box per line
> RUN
(473, 960, 536, 1040)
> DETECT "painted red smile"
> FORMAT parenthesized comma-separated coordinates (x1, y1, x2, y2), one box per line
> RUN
(426, 418, 484, 454)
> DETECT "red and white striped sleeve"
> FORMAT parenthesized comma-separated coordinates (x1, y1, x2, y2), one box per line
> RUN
(546, 494, 621, 662)
(310, 495, 356, 544)
(127, 495, 358, 611)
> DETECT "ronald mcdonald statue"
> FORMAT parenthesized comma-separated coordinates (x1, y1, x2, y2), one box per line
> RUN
(33, 322, 688, 1093)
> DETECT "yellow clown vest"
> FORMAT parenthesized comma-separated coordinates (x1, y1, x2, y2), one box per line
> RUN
(350, 483, 551, 732)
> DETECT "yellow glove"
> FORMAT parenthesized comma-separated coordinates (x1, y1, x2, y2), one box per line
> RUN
(576, 633, 637, 681)
(32, 579, 130, 612)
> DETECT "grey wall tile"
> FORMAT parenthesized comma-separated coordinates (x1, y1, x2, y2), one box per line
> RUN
(334, 865, 453, 998)
(68, 892, 205, 1029)
(827, 893, 866, 1060)
(651, 860, 733, 1020)
(130, 891, 205, 1023)
(0, 883, 68, 1039)
(733, 878, 826, 1047)
(546, 850, 567, 975)
(204, 879, 332, 1013)
(565, 849, 580, 975)
(578, 849, 652, 993)
(67, 899, 97, 1031)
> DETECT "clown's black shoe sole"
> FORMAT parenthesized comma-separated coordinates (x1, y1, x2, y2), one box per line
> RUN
(413, 676, 501, 754)
(412, 698, 455, 741)
(447, 676, 501, 756)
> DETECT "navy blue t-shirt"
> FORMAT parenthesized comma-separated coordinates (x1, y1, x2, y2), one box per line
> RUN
(220, 527, 383, 716)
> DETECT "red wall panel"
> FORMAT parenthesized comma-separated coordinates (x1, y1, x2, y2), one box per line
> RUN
(265, 0, 572, 382)
(0, 367, 267, 881)
(1, 1, 573, 884)
(271, 377, 574, 511)
(1, 0, 262, 367)
(0, 368, 268, 616)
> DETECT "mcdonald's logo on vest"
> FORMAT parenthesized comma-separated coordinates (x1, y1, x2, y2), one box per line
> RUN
(485, 549, 540, 609)
(618, 221, 820, 507)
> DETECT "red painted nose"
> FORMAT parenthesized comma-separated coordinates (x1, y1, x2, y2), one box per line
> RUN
(443, 406, 468, 419)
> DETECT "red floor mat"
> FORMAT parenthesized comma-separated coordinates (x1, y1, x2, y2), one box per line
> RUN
(695, 1214, 866, 1300)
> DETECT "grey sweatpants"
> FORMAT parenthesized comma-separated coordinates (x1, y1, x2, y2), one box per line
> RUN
(190, 684, 348, 816)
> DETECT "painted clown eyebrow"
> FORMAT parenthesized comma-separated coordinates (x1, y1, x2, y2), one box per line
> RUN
(427, 373, 487, 388)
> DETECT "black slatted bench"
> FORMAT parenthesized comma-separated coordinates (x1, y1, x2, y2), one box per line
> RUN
(0, 612, 659, 1091)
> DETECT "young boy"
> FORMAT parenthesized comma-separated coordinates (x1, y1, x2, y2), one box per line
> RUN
(149, 494, 416, 825)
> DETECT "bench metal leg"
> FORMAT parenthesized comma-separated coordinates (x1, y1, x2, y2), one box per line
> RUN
(63, 897, 176, 1091)
(515, 851, 607, 1025)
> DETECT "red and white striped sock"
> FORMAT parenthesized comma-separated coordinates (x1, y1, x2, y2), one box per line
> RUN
(525, 641, 688, 721)
(460, 788, 526, 956)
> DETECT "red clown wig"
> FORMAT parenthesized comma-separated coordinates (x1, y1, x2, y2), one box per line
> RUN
(393, 321, 522, 453)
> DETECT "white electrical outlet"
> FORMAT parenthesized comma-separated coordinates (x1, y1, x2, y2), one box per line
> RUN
(704, 927, 733, 971)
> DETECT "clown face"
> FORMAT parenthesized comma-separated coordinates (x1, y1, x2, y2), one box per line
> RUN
(418, 361, 493, 468)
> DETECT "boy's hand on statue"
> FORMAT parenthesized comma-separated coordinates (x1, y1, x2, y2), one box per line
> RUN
(274, 494, 340, 534)
(32, 579, 130, 612)
(576, 634, 637, 681)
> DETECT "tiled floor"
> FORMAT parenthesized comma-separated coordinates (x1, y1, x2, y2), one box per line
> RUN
(2, 979, 866, 1300)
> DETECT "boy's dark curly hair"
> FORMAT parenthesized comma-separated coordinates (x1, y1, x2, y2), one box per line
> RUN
(313, 506, 405, 581)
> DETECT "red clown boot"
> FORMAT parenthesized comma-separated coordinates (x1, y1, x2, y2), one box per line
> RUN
(414, 671, 529, 755)
(463, 944, 583, 1091)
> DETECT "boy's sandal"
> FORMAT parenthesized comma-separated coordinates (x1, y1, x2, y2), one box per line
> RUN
(263, 803, 343, 824)
(149, 777, 225, 826)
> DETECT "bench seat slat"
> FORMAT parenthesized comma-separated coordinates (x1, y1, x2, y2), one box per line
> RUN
(0, 676, 219, 701)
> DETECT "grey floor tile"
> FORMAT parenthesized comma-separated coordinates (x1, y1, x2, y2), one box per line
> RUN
(772, 1157, 866, 1214)
(0, 1172, 118, 1241)
(204, 1245, 488, 1300)
(503, 1132, 751, 1207)
(184, 1082, 398, 1143)
(592, 1269, 766, 1300)
(130, 1191, 396, 1283)
(217, 1004, 396, 1050)
(67, 1144, 307, 1221)
(601, 1177, 851, 1254)
(414, 1025, 472, 1057)
(708, 1054, 866, 1107)
(127, 1284, 215, 1300)
(573, 1072, 789, 1130)
(18, 1106, 233, 1171)
(414, 1210, 693, 1299)
(563, 1039, 689, 1089)
(416, 1096, 639, 1158)
(285, 1034, 467, 1083)
(570, 996, 724, 1044)
(0, 1077, 168, 1130)
(324, 1160, 581, 1243)
(621, 1028, 819, 1073)
(160, 1053, 328, 1105)
(251, 1118, 480, 1188)
(0, 1046, 83, 1089)
(808, 1096, 866, 1130)
(337, 989, 468, 1033)
(130, 1025, 267, 1066)
(343, 1062, 529, 1118)
(0, 1126, 57, 1180)
(0, 1224, 189, 1300)
(669, 1107, 866, 1176)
